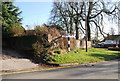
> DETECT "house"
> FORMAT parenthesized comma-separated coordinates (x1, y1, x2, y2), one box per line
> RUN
(100, 35, 120, 48)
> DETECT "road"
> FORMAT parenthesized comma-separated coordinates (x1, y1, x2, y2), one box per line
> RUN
(2, 59, 119, 79)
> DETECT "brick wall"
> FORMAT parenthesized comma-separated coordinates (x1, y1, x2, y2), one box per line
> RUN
(46, 26, 92, 51)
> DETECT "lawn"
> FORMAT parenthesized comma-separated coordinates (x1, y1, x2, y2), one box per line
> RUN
(49, 48, 120, 64)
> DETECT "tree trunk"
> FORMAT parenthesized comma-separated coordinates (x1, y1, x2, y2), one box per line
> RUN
(70, 18, 73, 34)
(75, 21, 79, 40)
(87, 20, 91, 41)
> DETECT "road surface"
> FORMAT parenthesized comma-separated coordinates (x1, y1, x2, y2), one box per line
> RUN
(2, 59, 119, 79)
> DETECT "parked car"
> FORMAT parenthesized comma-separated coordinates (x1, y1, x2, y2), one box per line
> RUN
(92, 44, 104, 48)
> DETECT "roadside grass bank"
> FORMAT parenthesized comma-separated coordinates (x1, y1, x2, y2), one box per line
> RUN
(1, 48, 119, 75)
(49, 48, 120, 64)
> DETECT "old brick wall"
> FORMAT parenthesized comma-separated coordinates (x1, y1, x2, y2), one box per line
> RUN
(57, 37, 80, 51)
(45, 25, 92, 51)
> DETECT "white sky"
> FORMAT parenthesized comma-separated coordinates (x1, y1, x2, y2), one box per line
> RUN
(103, 17, 118, 34)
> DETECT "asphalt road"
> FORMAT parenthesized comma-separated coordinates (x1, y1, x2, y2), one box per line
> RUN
(2, 59, 119, 79)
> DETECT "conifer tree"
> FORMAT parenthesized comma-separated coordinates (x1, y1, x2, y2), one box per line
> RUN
(1, 2, 22, 37)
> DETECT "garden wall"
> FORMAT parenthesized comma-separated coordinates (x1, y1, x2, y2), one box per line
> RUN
(3, 26, 92, 53)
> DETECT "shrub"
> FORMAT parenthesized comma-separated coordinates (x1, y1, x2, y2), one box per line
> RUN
(34, 25, 48, 35)
(3, 34, 52, 63)
(4, 35, 38, 50)
(10, 23, 25, 36)
(32, 35, 52, 63)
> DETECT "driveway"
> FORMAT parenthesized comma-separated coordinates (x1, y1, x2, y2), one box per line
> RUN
(1, 49, 39, 71)
(2, 59, 119, 79)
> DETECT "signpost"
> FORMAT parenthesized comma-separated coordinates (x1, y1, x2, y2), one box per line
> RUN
(62, 34, 75, 52)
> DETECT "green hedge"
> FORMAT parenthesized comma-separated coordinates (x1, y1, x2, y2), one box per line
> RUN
(108, 47, 120, 51)
(3, 35, 41, 50)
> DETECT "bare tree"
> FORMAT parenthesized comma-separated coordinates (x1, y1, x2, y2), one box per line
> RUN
(48, 0, 119, 40)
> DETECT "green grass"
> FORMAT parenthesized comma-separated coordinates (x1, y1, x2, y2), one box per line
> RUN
(49, 48, 120, 64)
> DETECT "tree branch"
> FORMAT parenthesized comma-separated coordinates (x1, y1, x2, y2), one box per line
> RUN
(90, 10, 103, 19)
(90, 20, 105, 38)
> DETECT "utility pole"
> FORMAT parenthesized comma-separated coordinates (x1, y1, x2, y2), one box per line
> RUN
(84, 1, 88, 52)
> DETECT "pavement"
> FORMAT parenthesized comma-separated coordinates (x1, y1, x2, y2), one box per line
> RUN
(0, 58, 39, 71)
(1, 59, 119, 79)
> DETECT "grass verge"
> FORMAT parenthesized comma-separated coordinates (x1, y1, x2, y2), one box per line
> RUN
(49, 48, 120, 64)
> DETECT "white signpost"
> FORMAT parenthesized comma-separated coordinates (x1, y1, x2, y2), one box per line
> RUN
(62, 34, 75, 52)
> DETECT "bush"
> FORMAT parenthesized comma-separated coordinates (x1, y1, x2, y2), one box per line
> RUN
(3, 34, 52, 63)
(34, 25, 48, 35)
(108, 47, 120, 51)
(32, 36, 52, 63)
(3, 35, 38, 50)
(10, 23, 25, 36)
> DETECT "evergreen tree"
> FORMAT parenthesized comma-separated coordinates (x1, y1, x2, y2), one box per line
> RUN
(1, 2, 22, 37)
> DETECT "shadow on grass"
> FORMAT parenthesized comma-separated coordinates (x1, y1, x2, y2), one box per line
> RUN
(89, 53, 120, 61)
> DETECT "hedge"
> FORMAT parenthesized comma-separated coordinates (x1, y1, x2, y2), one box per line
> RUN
(3, 35, 40, 50)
